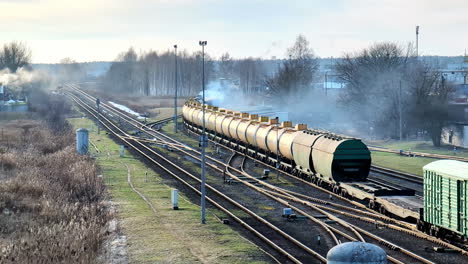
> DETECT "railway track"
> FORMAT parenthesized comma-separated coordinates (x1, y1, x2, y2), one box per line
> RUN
(66, 89, 326, 263)
(371, 165, 423, 185)
(182, 127, 468, 263)
(369, 166, 423, 196)
(64, 85, 468, 263)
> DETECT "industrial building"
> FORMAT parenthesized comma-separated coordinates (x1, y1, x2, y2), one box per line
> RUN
(441, 53, 468, 147)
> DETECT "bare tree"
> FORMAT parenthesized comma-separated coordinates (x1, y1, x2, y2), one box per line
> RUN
(0, 41, 31, 72)
(407, 64, 454, 146)
(236, 57, 265, 94)
(336, 42, 414, 138)
(264, 34, 318, 105)
(219, 52, 235, 79)
(336, 42, 455, 145)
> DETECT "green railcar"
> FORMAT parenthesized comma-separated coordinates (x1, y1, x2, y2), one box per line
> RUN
(422, 160, 468, 238)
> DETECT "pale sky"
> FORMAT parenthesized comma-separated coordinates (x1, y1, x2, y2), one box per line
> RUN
(1, 0, 467, 63)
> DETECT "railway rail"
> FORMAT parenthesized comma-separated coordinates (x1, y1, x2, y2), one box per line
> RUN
(182, 123, 468, 257)
(64, 84, 468, 263)
(371, 165, 423, 185)
(71, 91, 429, 263)
(66, 88, 326, 263)
(368, 166, 423, 196)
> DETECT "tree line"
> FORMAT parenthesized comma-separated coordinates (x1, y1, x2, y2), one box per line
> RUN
(101, 35, 318, 99)
(0, 38, 454, 146)
(101, 48, 213, 97)
(100, 36, 454, 146)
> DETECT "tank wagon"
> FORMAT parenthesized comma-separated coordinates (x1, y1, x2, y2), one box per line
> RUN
(418, 160, 468, 244)
(183, 100, 420, 220)
(183, 100, 371, 184)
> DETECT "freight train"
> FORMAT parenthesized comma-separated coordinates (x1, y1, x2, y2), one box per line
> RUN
(182, 100, 468, 246)
(182, 99, 422, 221)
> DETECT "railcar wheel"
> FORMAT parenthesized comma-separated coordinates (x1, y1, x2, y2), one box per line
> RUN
(340, 189, 348, 198)
(316, 179, 322, 186)
(333, 186, 340, 194)
(379, 206, 387, 215)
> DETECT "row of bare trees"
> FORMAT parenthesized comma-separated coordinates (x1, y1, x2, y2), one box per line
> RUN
(99, 37, 454, 146)
(102, 47, 269, 97)
(218, 53, 266, 94)
(102, 35, 317, 99)
(102, 48, 213, 97)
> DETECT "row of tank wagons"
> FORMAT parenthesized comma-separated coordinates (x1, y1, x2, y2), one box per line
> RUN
(182, 101, 371, 183)
(419, 160, 468, 242)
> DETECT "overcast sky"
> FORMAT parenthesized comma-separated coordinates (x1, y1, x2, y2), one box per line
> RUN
(1, 0, 467, 63)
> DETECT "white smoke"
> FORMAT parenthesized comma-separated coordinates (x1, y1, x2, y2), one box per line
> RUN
(200, 79, 259, 110)
(0, 67, 49, 87)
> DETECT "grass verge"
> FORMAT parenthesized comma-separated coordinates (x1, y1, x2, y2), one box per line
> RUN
(371, 151, 434, 176)
(370, 140, 468, 158)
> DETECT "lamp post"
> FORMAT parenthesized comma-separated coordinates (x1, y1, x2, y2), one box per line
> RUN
(174, 45, 178, 133)
(276, 116, 280, 181)
(199, 40, 208, 224)
(416, 26, 420, 57)
(399, 80, 402, 141)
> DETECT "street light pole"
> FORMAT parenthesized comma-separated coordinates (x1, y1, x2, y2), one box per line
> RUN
(416, 26, 420, 57)
(276, 116, 280, 181)
(199, 40, 208, 224)
(174, 44, 178, 133)
(399, 80, 402, 141)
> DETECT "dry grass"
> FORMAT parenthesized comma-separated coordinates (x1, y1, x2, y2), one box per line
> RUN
(0, 121, 110, 263)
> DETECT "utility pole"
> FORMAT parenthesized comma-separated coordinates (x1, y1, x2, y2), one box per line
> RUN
(199, 40, 208, 224)
(416, 26, 420, 57)
(174, 44, 178, 133)
(399, 80, 402, 141)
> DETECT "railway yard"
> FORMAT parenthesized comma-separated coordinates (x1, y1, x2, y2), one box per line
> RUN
(60, 84, 468, 264)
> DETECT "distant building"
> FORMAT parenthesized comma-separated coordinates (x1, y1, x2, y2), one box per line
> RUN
(442, 96, 468, 147)
(439, 53, 468, 147)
